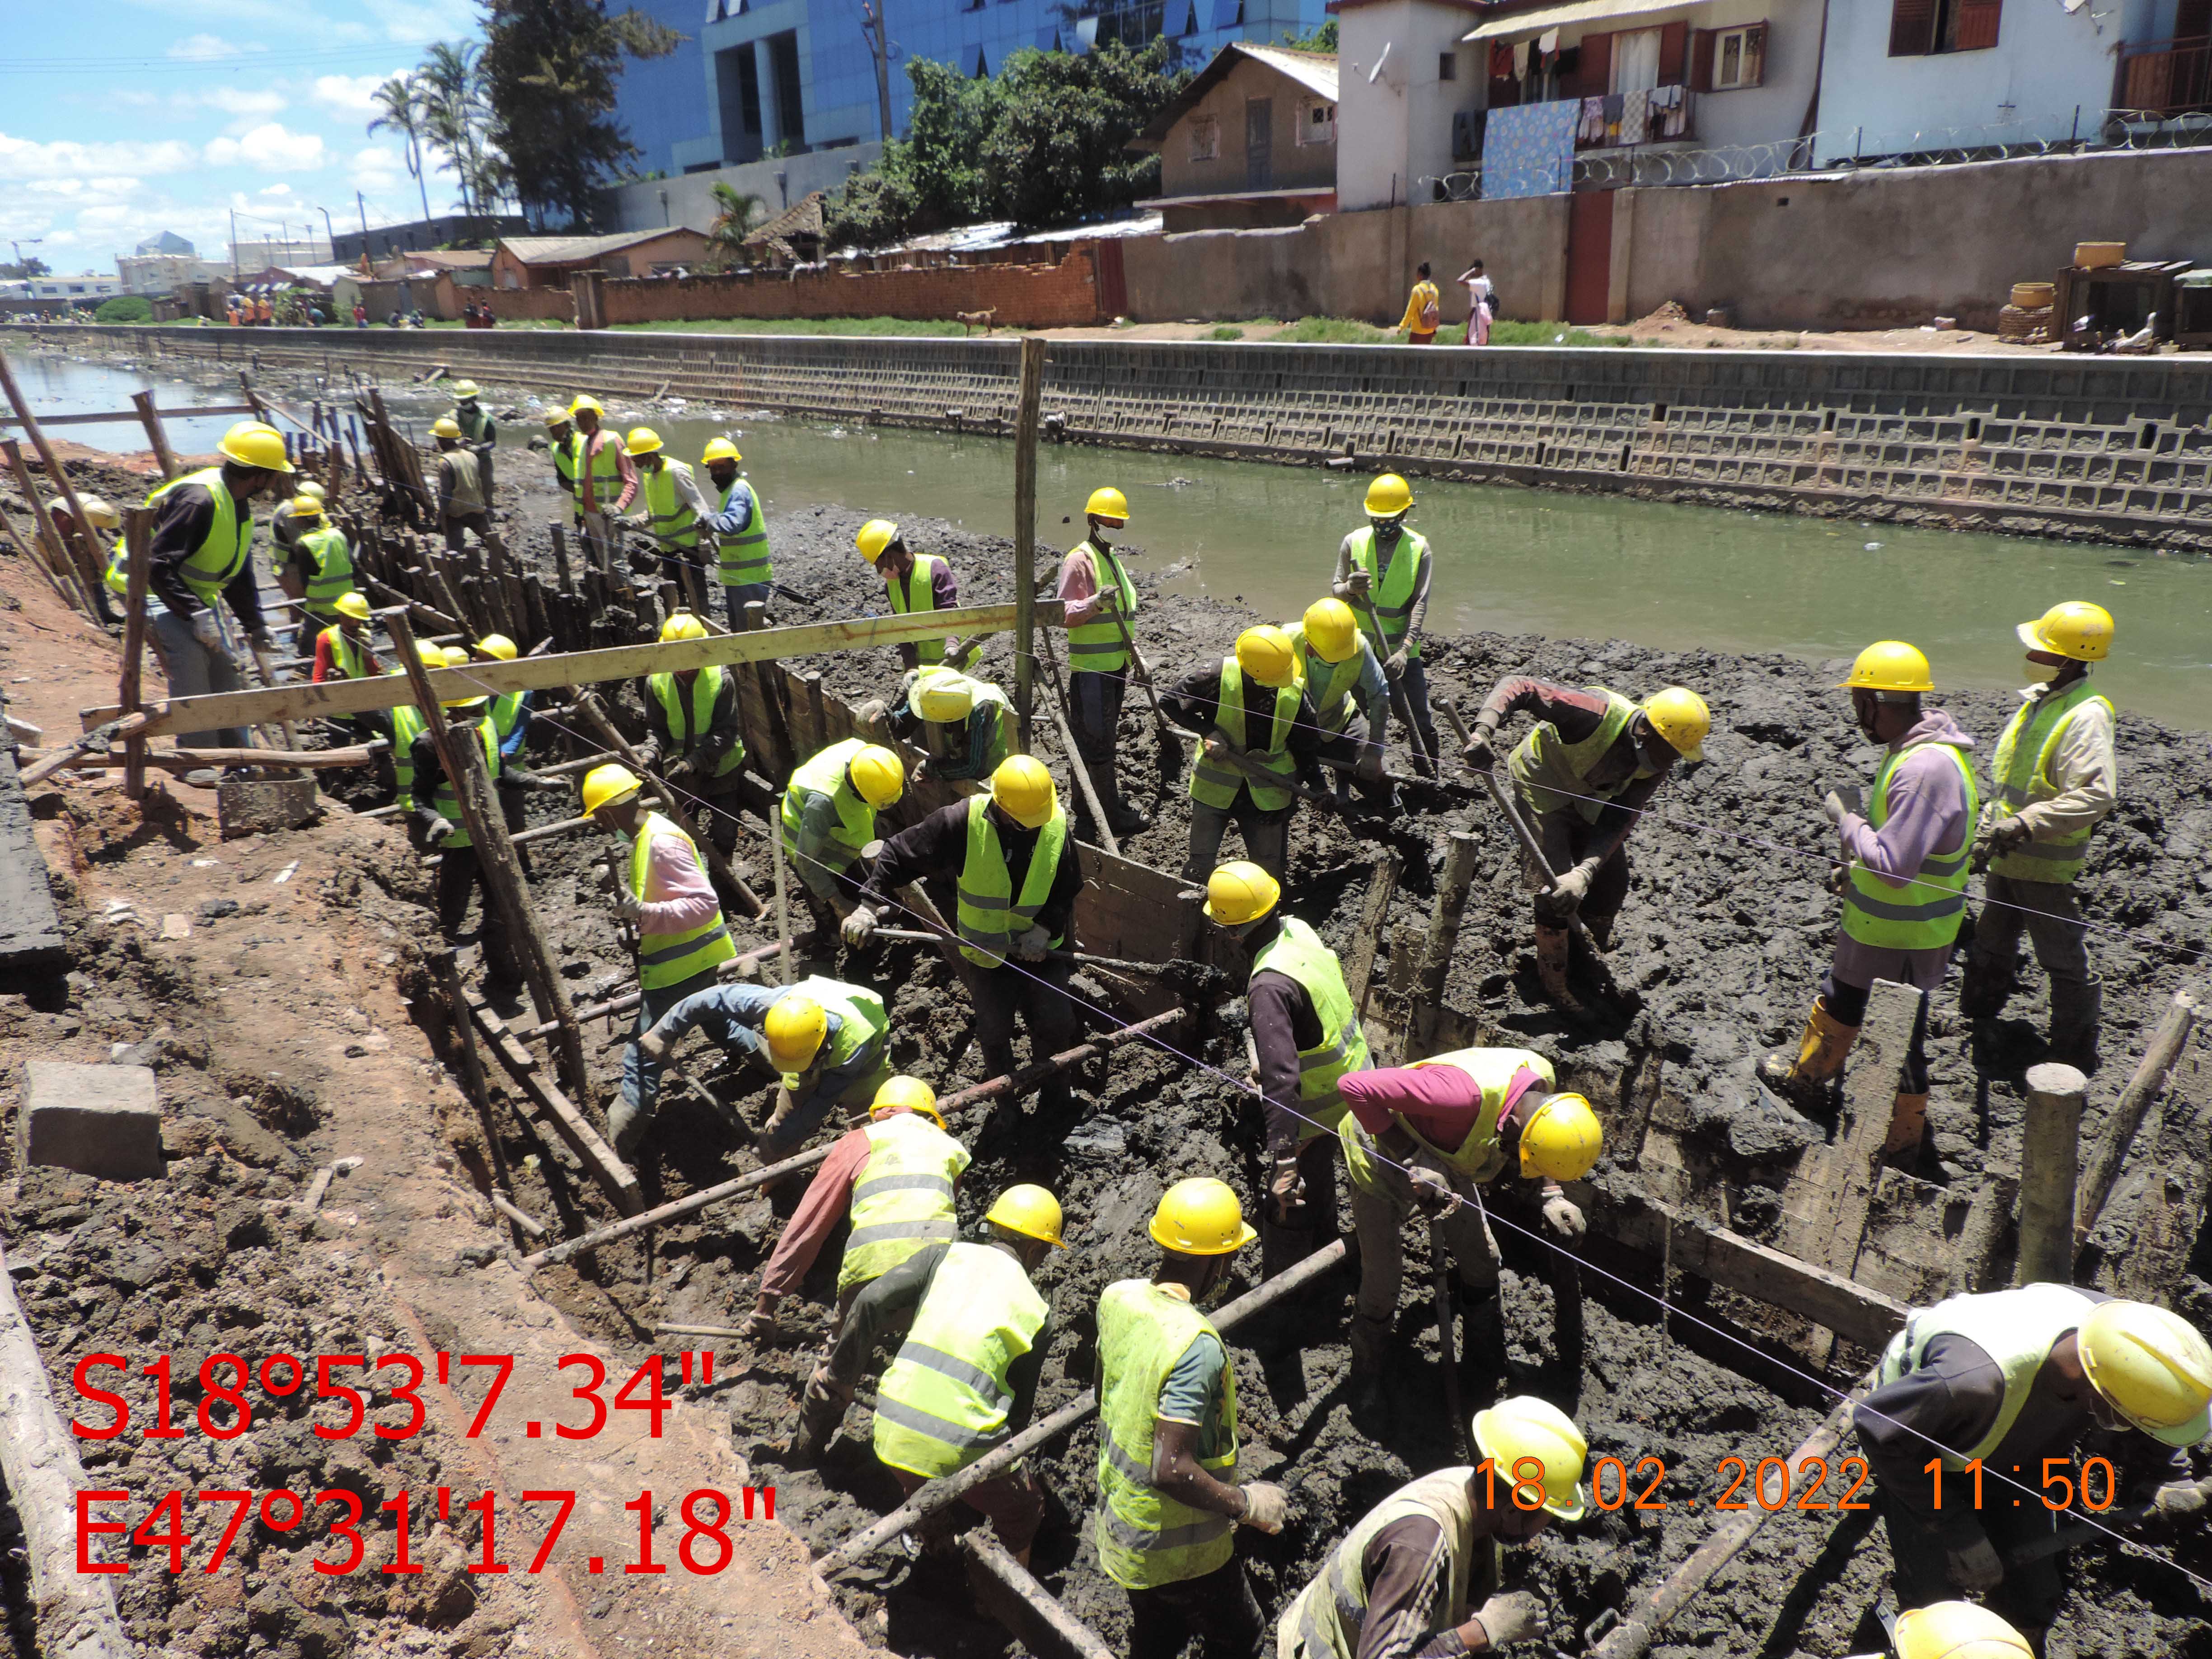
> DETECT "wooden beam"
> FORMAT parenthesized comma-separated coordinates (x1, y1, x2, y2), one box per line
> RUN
(2076, 986, 2199, 1248)
(466, 989, 642, 1215)
(1011, 336, 1045, 750)
(118, 509, 151, 800)
(130, 390, 181, 480)
(0, 438, 97, 618)
(964, 1532, 1116, 1659)
(0, 351, 112, 609)
(0, 400, 255, 430)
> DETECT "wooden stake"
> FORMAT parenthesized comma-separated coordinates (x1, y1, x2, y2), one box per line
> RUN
(131, 389, 180, 480)
(1011, 335, 1045, 750)
(963, 1532, 1116, 1659)
(1038, 642, 1116, 855)
(2019, 1062, 2087, 1285)
(0, 351, 110, 609)
(117, 509, 152, 799)
(1415, 830, 1479, 1006)
(465, 989, 642, 1215)
(2076, 986, 2199, 1248)
(0, 438, 96, 618)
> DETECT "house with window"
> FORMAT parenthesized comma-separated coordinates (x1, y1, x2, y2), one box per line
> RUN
(490, 229, 713, 290)
(1130, 42, 1339, 230)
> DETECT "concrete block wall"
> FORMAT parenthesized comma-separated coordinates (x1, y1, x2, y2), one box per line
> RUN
(597, 246, 1106, 329)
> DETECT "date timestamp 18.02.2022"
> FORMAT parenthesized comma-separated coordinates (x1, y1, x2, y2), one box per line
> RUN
(1475, 1454, 2125, 1514)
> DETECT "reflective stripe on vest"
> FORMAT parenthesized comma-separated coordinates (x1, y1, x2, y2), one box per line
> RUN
(643, 458, 699, 550)
(779, 738, 879, 873)
(888, 553, 946, 665)
(1188, 659, 1300, 812)
(1345, 526, 1429, 660)
(1251, 917, 1368, 1140)
(839, 1110, 970, 1293)
(297, 523, 354, 611)
(628, 811, 737, 989)
(427, 718, 502, 851)
(1065, 540, 1138, 674)
(105, 469, 249, 603)
(319, 626, 369, 681)
(955, 795, 1069, 968)
(1876, 1283, 2099, 1470)
(1506, 687, 1645, 824)
(1287, 625, 1366, 734)
(1094, 1280, 1240, 1590)
(1338, 1047, 1556, 1191)
(391, 703, 424, 806)
(1842, 742, 1980, 951)
(714, 479, 771, 586)
(1284, 1470, 1484, 1659)
(872, 1242, 1047, 1481)
(648, 666, 746, 778)
(1987, 680, 2113, 885)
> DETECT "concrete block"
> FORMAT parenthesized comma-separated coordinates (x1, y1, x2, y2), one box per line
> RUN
(217, 777, 320, 840)
(21, 1061, 165, 1182)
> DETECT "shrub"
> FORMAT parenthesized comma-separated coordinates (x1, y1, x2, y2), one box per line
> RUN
(95, 295, 154, 324)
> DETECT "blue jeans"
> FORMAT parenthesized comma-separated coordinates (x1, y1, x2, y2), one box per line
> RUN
(148, 599, 249, 750)
(619, 966, 722, 1121)
(722, 581, 773, 630)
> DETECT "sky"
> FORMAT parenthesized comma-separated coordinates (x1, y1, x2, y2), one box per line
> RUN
(4, 0, 492, 276)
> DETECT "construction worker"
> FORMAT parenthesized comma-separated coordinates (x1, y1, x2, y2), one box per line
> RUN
(1758, 643, 1977, 1167)
(699, 436, 772, 627)
(1277, 1397, 1586, 1659)
(104, 420, 292, 755)
(47, 491, 122, 624)
(846, 756, 1084, 1111)
(1284, 596, 1390, 805)
(276, 492, 353, 651)
(739, 1076, 969, 1345)
(567, 394, 639, 557)
(1336, 1051, 1602, 1396)
(894, 664, 1012, 782)
(622, 427, 712, 613)
(635, 613, 746, 854)
(1959, 602, 2118, 1072)
(1095, 1178, 1282, 1659)
(1056, 486, 1150, 840)
(432, 416, 488, 551)
(1202, 861, 1367, 1278)
(445, 379, 497, 501)
(779, 737, 906, 920)
(857, 518, 957, 670)
(792, 1185, 1067, 1566)
(1889, 1604, 2034, 1659)
(1164, 624, 1324, 883)
(582, 762, 739, 1158)
(1332, 474, 1439, 767)
(635, 973, 892, 1163)
(1462, 678, 1710, 1007)
(543, 406, 580, 520)
(1854, 1286, 2211, 1642)
(267, 478, 323, 560)
(464, 634, 531, 843)
(311, 590, 380, 683)
(403, 660, 521, 998)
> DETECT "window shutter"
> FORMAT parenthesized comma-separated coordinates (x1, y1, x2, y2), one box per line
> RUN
(1690, 28, 1716, 91)
(1742, 21, 1766, 84)
(1889, 0, 1936, 55)
(1954, 0, 2001, 50)
(1580, 30, 1613, 96)
(1658, 20, 1689, 83)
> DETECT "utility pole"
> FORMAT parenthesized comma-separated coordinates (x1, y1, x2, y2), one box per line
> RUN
(229, 210, 239, 278)
(861, 0, 894, 144)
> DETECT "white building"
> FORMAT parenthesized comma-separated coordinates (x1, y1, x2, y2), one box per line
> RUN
(25, 274, 126, 302)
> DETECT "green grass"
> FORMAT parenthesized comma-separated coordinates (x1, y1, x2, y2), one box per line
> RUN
(1487, 319, 1636, 348)
(1255, 315, 1638, 348)
(1203, 324, 1246, 341)
(1267, 315, 1399, 344)
(611, 314, 976, 337)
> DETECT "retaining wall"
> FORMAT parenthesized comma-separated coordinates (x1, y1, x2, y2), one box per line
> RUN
(32, 323, 2212, 549)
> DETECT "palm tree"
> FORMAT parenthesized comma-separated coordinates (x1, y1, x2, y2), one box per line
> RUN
(368, 74, 435, 228)
(707, 182, 768, 265)
(420, 41, 492, 234)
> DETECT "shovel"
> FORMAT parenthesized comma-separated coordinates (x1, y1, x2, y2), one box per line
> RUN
(1105, 603, 1190, 795)
(1351, 586, 1436, 778)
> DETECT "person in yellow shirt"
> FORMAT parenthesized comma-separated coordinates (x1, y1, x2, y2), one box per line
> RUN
(1399, 263, 1441, 344)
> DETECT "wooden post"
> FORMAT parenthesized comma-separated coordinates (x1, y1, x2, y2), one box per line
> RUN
(1415, 830, 1480, 1007)
(2019, 1062, 2087, 1285)
(2076, 987, 2200, 1248)
(118, 509, 153, 800)
(1011, 335, 1045, 750)
(769, 783, 795, 987)
(0, 439, 97, 618)
(385, 608, 592, 1102)
(1040, 646, 1117, 856)
(740, 599, 797, 779)
(1947, 1165, 2020, 1297)
(963, 1532, 1117, 1659)
(0, 351, 110, 609)
(131, 389, 180, 480)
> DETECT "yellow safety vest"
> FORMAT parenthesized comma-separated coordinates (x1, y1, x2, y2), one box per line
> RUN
(1507, 687, 1647, 824)
(628, 811, 737, 990)
(887, 552, 947, 665)
(1986, 680, 2113, 885)
(1345, 526, 1429, 660)
(647, 666, 746, 779)
(712, 478, 772, 586)
(1339, 1047, 1556, 1191)
(1282, 1470, 1492, 1659)
(872, 1242, 1047, 1481)
(779, 739, 882, 874)
(104, 469, 250, 603)
(954, 796, 1069, 968)
(1188, 658, 1299, 812)
(642, 457, 699, 552)
(839, 1110, 969, 1293)
(1064, 539, 1137, 674)
(1841, 742, 1980, 952)
(1876, 1284, 2100, 1470)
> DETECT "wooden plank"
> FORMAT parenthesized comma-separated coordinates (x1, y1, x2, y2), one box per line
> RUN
(964, 1532, 1115, 1659)
(117, 509, 151, 799)
(1343, 852, 1402, 1014)
(1011, 335, 1045, 750)
(466, 990, 643, 1215)
(0, 745, 65, 969)
(0, 401, 255, 430)
(2109, 1045, 2210, 1303)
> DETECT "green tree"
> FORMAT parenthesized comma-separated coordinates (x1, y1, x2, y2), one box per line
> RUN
(1285, 19, 1336, 49)
(418, 41, 506, 234)
(368, 73, 437, 226)
(95, 295, 154, 323)
(984, 41, 1186, 231)
(479, 0, 682, 230)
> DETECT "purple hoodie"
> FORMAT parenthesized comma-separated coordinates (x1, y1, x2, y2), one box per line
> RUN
(1831, 709, 1977, 991)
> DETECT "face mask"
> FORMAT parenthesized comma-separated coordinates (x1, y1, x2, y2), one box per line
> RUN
(2024, 657, 2062, 684)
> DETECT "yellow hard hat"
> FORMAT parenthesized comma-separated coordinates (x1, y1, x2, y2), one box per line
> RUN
(415, 639, 447, 667)
(1471, 1396, 1588, 1521)
(1518, 1092, 1604, 1181)
(986, 1183, 1068, 1249)
(915, 671, 974, 724)
(473, 633, 518, 662)
(1364, 472, 1412, 517)
(2077, 1299, 2212, 1446)
(451, 379, 480, 399)
(1149, 1177, 1256, 1256)
(296, 481, 328, 503)
(846, 744, 906, 810)
(1234, 625, 1298, 689)
(1086, 486, 1129, 522)
(219, 420, 294, 473)
(287, 494, 326, 520)
(856, 519, 900, 563)
(581, 763, 643, 816)
(702, 436, 742, 464)
(440, 645, 488, 709)
(1891, 1602, 2035, 1659)
(568, 394, 604, 416)
(764, 993, 828, 1072)
(1641, 687, 1709, 763)
(1203, 860, 1280, 926)
(869, 1074, 947, 1130)
(333, 591, 371, 622)
(624, 426, 664, 457)
(661, 611, 708, 643)
(2017, 600, 2114, 663)
(1302, 597, 1359, 665)
(543, 406, 574, 429)
(430, 416, 463, 440)
(1838, 641, 1934, 694)
(989, 755, 1058, 829)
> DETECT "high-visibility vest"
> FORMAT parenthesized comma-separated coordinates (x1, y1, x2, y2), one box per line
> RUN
(872, 1242, 1047, 1481)
(839, 1111, 970, 1293)
(1189, 658, 1299, 812)
(712, 477, 772, 587)
(296, 523, 354, 616)
(104, 469, 250, 603)
(1986, 680, 2113, 885)
(954, 795, 1069, 968)
(772, 975, 889, 1086)
(1842, 742, 1980, 952)
(1251, 917, 1368, 1142)
(1339, 1046, 1556, 1191)
(886, 552, 947, 665)
(1507, 687, 1648, 824)
(628, 811, 737, 990)
(1345, 526, 1430, 660)
(488, 691, 528, 755)
(1282, 1470, 1488, 1659)
(575, 433, 625, 512)
(1064, 539, 1137, 674)
(1285, 623, 1367, 735)
(914, 666, 1011, 773)
(647, 667, 746, 778)
(779, 738, 880, 874)
(423, 717, 502, 851)
(552, 433, 579, 498)
(1876, 1284, 2099, 1470)
(391, 703, 425, 806)
(1094, 1280, 1240, 1590)
(319, 625, 370, 681)
(642, 457, 699, 552)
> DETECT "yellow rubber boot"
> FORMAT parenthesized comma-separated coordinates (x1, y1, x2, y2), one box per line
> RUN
(1757, 1001, 1860, 1109)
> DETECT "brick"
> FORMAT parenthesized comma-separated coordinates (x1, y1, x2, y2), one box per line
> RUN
(21, 1062, 165, 1182)
(217, 777, 320, 840)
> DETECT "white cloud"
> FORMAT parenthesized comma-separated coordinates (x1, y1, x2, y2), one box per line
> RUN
(168, 33, 241, 60)
(348, 144, 409, 191)
(204, 122, 328, 172)
(309, 72, 406, 117)
(204, 87, 289, 129)
(360, 0, 478, 43)
(0, 132, 200, 181)
(258, 183, 295, 197)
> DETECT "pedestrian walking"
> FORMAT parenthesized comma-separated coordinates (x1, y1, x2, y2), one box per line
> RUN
(1399, 262, 1441, 344)
(1457, 259, 1494, 345)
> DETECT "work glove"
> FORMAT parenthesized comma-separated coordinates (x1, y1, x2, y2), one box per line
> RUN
(1357, 743, 1385, 782)
(1971, 815, 2032, 872)
(634, 1026, 669, 1064)
(1236, 1482, 1289, 1534)
(738, 1296, 780, 1346)
(190, 609, 225, 651)
(1945, 1536, 2004, 1593)
(413, 809, 452, 847)
(1822, 784, 1865, 826)
(1346, 568, 1373, 596)
(1555, 857, 1602, 905)
(612, 884, 645, 922)
(2152, 1480, 2209, 1522)
(1269, 1157, 1308, 1226)
(1462, 727, 1497, 773)
(1014, 926, 1051, 962)
(841, 904, 879, 948)
(664, 753, 696, 785)
(1406, 1166, 1460, 1216)
(1471, 1591, 1543, 1649)
(1825, 862, 1849, 896)
(1384, 648, 1409, 676)
(632, 739, 661, 769)
(1542, 1192, 1586, 1239)
(910, 756, 933, 783)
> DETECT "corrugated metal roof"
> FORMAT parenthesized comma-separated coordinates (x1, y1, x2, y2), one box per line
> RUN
(497, 229, 697, 266)
(1464, 0, 1686, 41)
(1132, 42, 1338, 149)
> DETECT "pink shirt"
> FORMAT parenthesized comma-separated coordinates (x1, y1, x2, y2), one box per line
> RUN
(1057, 544, 1107, 626)
(637, 825, 720, 933)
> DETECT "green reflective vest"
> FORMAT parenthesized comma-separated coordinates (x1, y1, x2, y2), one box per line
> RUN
(105, 469, 251, 604)
(552, 432, 579, 498)
(391, 703, 426, 807)
(773, 975, 889, 1087)
(954, 795, 1069, 968)
(1345, 526, 1430, 660)
(1507, 687, 1646, 824)
(887, 552, 947, 665)
(873, 1242, 1048, 1481)
(839, 1110, 970, 1294)
(648, 666, 746, 779)
(296, 522, 355, 616)
(779, 738, 881, 875)
(424, 717, 502, 851)
(1876, 1283, 2099, 1470)
(1986, 680, 2113, 885)
(642, 457, 699, 552)
(488, 692, 527, 752)
(1286, 624, 1366, 735)
(1284, 1470, 1490, 1659)
(1842, 741, 1980, 952)
(1340, 1046, 1556, 1191)
(1095, 1280, 1241, 1590)
(1065, 539, 1137, 674)
(1190, 659, 1300, 812)
(1252, 917, 1368, 1142)
(628, 811, 737, 990)
(712, 477, 772, 587)
(576, 432, 626, 512)
(914, 666, 1012, 776)
(319, 625, 370, 681)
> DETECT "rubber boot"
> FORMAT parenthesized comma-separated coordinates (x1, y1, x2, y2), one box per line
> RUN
(1757, 1001, 1861, 1111)
(1091, 759, 1150, 835)
(606, 1092, 649, 1160)
(783, 1373, 847, 1468)
(1583, 913, 1617, 953)
(1882, 1092, 1930, 1165)
(1533, 924, 1583, 1011)
(1348, 1314, 1391, 1413)
(2046, 974, 2104, 1073)
(1957, 946, 2017, 1020)
(1457, 1285, 1508, 1399)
